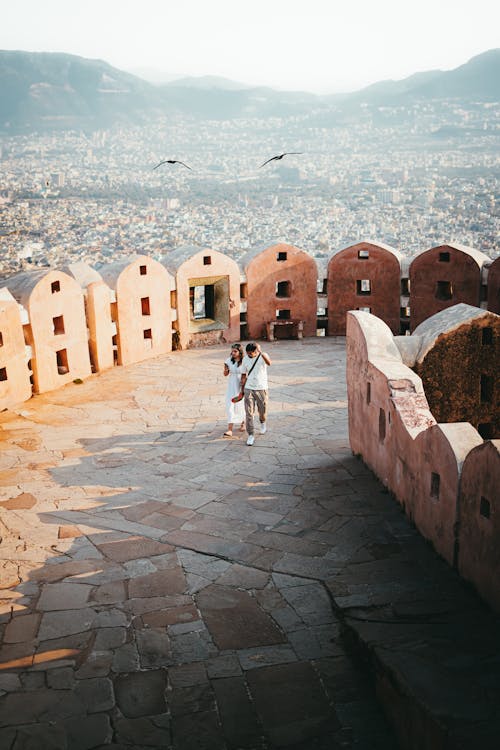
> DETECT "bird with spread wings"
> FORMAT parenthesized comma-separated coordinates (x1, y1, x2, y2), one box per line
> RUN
(153, 159, 192, 170)
(259, 152, 303, 168)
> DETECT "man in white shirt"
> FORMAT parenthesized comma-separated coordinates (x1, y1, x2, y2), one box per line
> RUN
(240, 342, 272, 446)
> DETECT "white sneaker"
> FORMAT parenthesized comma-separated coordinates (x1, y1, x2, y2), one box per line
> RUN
(259, 422, 267, 434)
(246, 434, 255, 446)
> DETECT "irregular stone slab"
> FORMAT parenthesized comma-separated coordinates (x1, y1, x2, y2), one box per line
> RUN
(247, 661, 339, 746)
(206, 654, 242, 679)
(114, 715, 171, 747)
(3, 613, 41, 643)
(136, 628, 172, 668)
(196, 584, 285, 650)
(171, 710, 224, 750)
(128, 567, 187, 598)
(95, 536, 174, 562)
(215, 563, 270, 589)
(38, 608, 97, 641)
(0, 688, 86, 726)
(213, 675, 263, 749)
(114, 670, 167, 718)
(0, 492, 37, 509)
(142, 604, 198, 628)
(6, 722, 67, 749)
(63, 713, 113, 750)
(237, 644, 298, 671)
(37, 582, 93, 611)
(74, 677, 115, 713)
(169, 662, 208, 688)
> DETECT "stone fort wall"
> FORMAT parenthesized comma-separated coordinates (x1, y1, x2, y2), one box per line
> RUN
(0, 238, 499, 612)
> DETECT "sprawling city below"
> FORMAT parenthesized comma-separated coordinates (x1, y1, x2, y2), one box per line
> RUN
(0, 97, 499, 277)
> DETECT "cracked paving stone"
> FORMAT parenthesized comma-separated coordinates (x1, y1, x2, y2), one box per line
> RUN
(196, 584, 285, 650)
(114, 670, 168, 718)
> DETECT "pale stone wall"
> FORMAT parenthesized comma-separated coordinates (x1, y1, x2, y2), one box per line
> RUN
(346, 309, 499, 610)
(0, 293, 32, 408)
(162, 248, 240, 350)
(4, 269, 92, 394)
(86, 281, 116, 372)
(99, 255, 174, 366)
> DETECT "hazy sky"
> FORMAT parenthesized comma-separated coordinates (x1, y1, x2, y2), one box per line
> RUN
(2, 0, 499, 93)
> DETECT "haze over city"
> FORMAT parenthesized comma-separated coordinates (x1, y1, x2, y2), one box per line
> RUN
(2, 0, 500, 93)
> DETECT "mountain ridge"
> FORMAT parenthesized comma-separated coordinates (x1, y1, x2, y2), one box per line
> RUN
(0, 48, 498, 132)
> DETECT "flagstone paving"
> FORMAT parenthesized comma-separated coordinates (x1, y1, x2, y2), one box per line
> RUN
(0, 339, 499, 749)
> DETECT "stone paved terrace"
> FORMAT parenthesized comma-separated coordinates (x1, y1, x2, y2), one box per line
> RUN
(0, 338, 499, 750)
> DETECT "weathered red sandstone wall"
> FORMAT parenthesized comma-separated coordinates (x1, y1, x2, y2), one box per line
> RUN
(245, 243, 318, 339)
(487, 256, 500, 314)
(458, 440, 500, 613)
(414, 315, 500, 439)
(409, 245, 484, 330)
(328, 242, 401, 336)
(346, 311, 484, 567)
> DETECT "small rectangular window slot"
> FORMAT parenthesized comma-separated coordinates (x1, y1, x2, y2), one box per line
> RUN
(141, 297, 151, 316)
(366, 382, 371, 405)
(431, 472, 440, 499)
(357, 279, 371, 295)
(240, 283, 248, 299)
(358, 249, 369, 259)
(480, 374, 493, 403)
(401, 278, 410, 295)
(0, 367, 7, 382)
(276, 281, 291, 298)
(277, 251, 287, 261)
(52, 315, 65, 335)
(439, 252, 450, 262)
(203, 256, 212, 265)
(51, 280, 61, 293)
(140, 265, 147, 275)
(357, 307, 371, 313)
(143, 329, 152, 340)
(0, 332, 3, 347)
(56, 349, 69, 375)
(436, 281, 453, 300)
(379, 408, 386, 441)
(482, 327, 493, 345)
(276, 309, 291, 320)
(480, 496, 491, 519)
(170, 290, 177, 308)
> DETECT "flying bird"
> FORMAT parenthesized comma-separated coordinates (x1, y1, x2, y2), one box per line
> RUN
(259, 152, 303, 168)
(153, 159, 192, 171)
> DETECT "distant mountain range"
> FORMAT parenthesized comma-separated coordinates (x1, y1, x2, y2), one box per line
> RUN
(0, 48, 498, 132)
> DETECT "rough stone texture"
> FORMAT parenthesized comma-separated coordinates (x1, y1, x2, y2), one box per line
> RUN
(0, 340, 498, 749)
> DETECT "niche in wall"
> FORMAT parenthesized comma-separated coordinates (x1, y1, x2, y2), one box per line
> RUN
(188, 275, 230, 333)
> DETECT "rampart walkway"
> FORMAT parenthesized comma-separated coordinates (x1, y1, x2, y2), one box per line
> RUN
(0, 339, 499, 749)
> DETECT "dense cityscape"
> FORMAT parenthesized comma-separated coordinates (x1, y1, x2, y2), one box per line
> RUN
(0, 97, 499, 277)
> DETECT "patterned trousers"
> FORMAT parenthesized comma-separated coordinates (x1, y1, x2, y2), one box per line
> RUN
(244, 389, 268, 435)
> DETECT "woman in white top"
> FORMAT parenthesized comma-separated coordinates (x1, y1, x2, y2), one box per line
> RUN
(223, 343, 245, 437)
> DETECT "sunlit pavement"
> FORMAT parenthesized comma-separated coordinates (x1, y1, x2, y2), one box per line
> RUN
(0, 339, 498, 749)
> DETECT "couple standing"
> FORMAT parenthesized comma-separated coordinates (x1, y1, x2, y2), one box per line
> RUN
(223, 342, 272, 446)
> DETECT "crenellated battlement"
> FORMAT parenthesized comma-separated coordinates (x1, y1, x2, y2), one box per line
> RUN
(0, 239, 499, 410)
